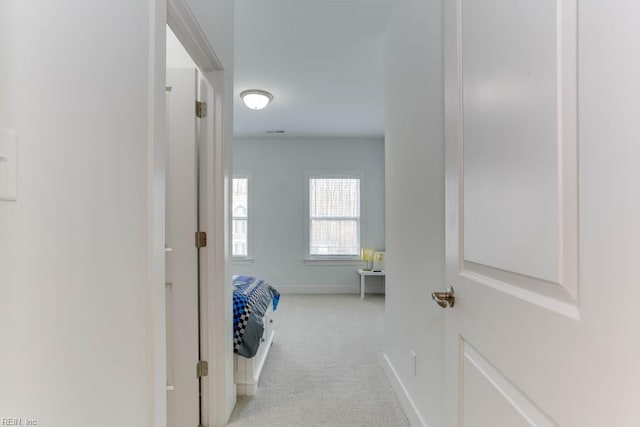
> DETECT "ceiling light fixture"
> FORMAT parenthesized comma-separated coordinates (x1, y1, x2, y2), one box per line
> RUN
(240, 89, 273, 110)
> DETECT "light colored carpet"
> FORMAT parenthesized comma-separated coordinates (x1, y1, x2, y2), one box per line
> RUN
(228, 294, 409, 427)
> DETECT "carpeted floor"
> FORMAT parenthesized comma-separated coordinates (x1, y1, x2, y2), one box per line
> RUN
(228, 294, 409, 427)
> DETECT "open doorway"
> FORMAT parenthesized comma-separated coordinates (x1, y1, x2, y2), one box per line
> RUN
(227, 1, 397, 426)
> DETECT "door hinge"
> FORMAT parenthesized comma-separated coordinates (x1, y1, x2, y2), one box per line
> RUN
(195, 231, 207, 248)
(196, 101, 207, 118)
(196, 360, 209, 378)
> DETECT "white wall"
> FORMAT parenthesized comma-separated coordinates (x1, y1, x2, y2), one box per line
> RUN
(188, 0, 233, 71)
(167, 26, 197, 68)
(232, 137, 385, 293)
(382, 0, 445, 426)
(0, 1, 233, 426)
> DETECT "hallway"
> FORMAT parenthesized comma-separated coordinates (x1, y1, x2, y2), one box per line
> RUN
(228, 295, 408, 426)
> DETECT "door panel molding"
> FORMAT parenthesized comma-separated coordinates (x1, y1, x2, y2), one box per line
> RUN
(448, 0, 579, 317)
(461, 262, 579, 319)
(462, 340, 558, 427)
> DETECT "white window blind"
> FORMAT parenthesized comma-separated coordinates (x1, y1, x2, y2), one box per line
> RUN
(309, 177, 360, 256)
(232, 178, 248, 257)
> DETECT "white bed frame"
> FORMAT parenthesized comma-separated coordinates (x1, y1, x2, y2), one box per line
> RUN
(233, 305, 275, 396)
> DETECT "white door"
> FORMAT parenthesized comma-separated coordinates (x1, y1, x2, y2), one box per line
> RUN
(166, 67, 200, 427)
(442, 1, 640, 426)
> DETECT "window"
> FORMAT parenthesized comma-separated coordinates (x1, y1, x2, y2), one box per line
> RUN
(308, 176, 361, 257)
(232, 177, 249, 257)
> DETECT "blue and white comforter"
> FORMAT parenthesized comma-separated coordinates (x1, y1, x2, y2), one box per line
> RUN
(233, 275, 280, 358)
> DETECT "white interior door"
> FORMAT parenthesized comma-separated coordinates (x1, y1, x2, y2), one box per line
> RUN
(166, 67, 200, 427)
(443, 1, 640, 425)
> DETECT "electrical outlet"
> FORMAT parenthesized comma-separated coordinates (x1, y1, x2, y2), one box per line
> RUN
(410, 350, 417, 376)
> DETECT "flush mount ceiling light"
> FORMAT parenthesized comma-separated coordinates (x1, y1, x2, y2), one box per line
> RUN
(240, 89, 273, 110)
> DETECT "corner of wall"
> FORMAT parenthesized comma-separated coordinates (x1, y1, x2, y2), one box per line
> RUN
(382, 353, 428, 427)
(383, 0, 445, 425)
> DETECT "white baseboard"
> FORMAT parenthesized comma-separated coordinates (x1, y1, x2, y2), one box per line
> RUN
(381, 353, 428, 427)
(277, 285, 357, 294)
(277, 285, 386, 295)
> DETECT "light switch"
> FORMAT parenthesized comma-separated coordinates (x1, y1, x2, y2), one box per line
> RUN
(0, 128, 18, 201)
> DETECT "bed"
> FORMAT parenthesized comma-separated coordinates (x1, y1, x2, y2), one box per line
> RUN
(232, 275, 280, 395)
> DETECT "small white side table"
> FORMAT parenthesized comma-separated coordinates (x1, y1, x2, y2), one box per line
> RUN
(357, 269, 386, 299)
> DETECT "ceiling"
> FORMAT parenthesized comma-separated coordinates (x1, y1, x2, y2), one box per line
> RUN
(233, 0, 394, 138)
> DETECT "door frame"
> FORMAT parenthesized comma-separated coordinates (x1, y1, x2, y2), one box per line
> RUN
(148, 1, 232, 426)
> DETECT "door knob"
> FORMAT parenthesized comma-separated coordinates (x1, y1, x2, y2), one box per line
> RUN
(432, 286, 455, 308)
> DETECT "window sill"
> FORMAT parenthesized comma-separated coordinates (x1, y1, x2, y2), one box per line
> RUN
(304, 257, 364, 266)
(232, 257, 254, 265)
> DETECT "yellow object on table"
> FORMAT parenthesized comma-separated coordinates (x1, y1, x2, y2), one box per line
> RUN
(360, 247, 375, 270)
